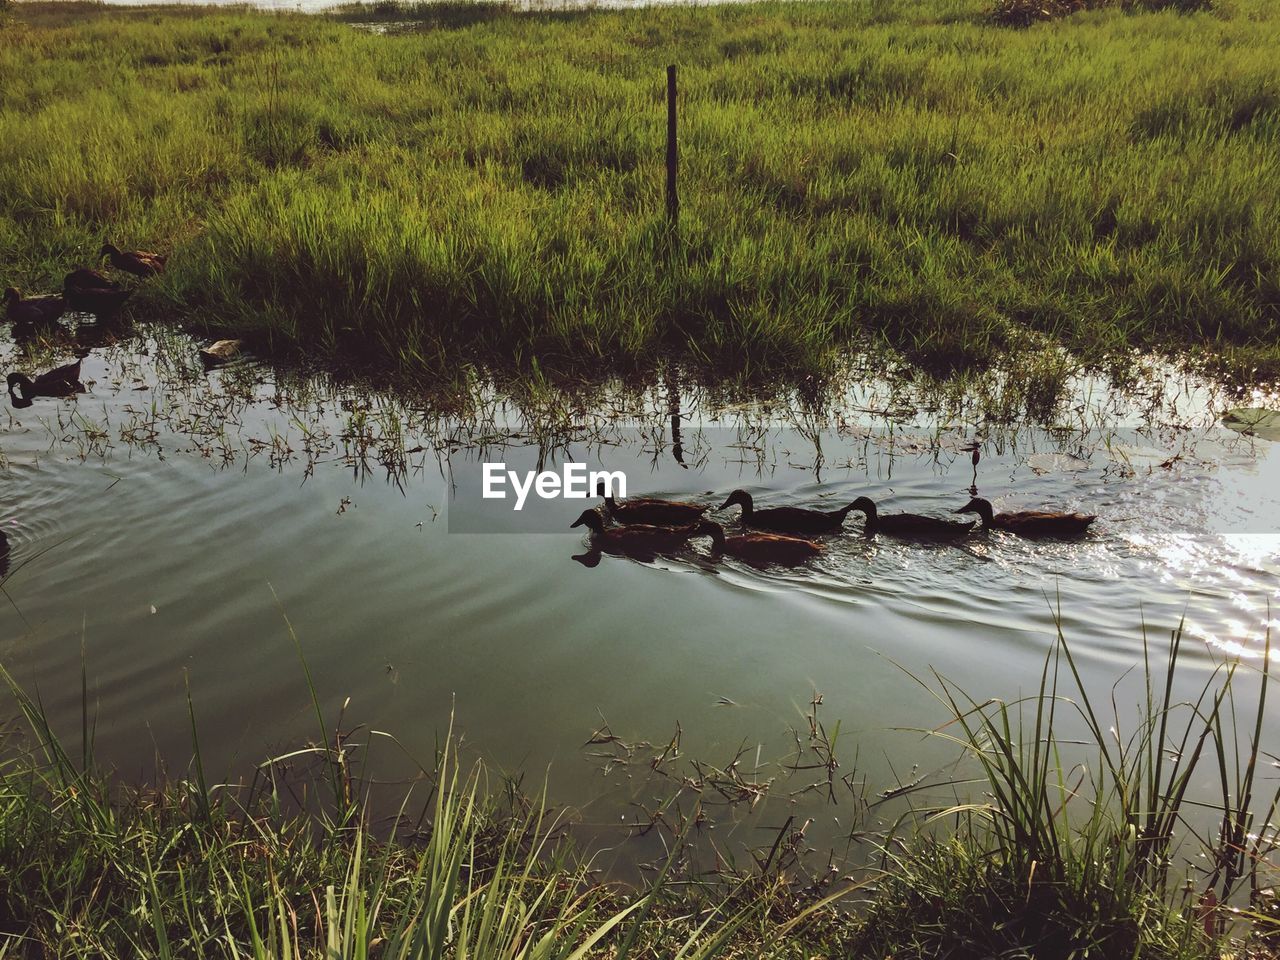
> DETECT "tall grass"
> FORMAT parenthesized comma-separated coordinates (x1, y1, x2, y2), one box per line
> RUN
(1, 0, 1277, 378)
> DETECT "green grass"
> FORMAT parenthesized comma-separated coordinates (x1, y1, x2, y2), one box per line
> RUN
(4, 621, 1280, 957)
(1, 0, 1278, 378)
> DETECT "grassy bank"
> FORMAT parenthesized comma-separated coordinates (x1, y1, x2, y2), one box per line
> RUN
(3, 627, 1280, 958)
(1, 0, 1278, 379)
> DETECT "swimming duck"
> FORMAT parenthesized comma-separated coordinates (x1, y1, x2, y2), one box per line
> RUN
(7, 358, 85, 407)
(4, 288, 65, 325)
(955, 497, 1096, 538)
(64, 270, 131, 314)
(0, 528, 9, 580)
(595, 481, 707, 527)
(717, 489, 855, 535)
(200, 339, 242, 366)
(101, 243, 166, 278)
(849, 496, 974, 539)
(570, 508, 701, 559)
(696, 520, 823, 568)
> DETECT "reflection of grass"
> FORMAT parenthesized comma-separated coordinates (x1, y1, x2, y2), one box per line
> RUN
(3, 622, 1280, 956)
(1, 1, 1278, 381)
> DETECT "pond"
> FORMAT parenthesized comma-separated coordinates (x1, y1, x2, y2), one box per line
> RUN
(3, 320, 1280, 862)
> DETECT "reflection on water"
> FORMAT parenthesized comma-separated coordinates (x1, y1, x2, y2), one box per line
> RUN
(2, 320, 1279, 855)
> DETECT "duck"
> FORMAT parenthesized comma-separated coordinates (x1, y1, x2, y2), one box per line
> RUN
(849, 496, 974, 540)
(200, 339, 242, 366)
(7, 358, 85, 407)
(4, 287, 65, 325)
(0, 528, 9, 580)
(101, 242, 166, 278)
(954, 497, 1096, 538)
(64, 269, 131, 314)
(570, 508, 702, 560)
(717, 489, 856, 535)
(595, 480, 707, 527)
(695, 520, 823, 568)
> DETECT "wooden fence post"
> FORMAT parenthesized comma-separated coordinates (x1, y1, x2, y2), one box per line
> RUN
(666, 64, 678, 225)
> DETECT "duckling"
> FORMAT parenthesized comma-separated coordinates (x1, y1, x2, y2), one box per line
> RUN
(4, 288, 65, 325)
(595, 480, 707, 527)
(7, 358, 85, 407)
(101, 242, 166, 278)
(696, 520, 823, 568)
(717, 489, 855, 535)
(64, 270, 131, 314)
(570, 508, 701, 560)
(849, 496, 973, 540)
(955, 497, 1096, 538)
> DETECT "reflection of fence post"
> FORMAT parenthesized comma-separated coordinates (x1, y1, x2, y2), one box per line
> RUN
(666, 64, 678, 225)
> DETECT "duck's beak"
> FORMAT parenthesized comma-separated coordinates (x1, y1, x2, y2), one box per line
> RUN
(953, 506, 969, 514)
(570, 517, 584, 529)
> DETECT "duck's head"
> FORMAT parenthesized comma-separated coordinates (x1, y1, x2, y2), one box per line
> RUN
(3, 288, 19, 305)
(99, 243, 119, 259)
(849, 496, 877, 517)
(694, 519, 726, 548)
(954, 497, 994, 523)
(718, 489, 752, 513)
(593, 479, 623, 502)
(570, 509, 606, 535)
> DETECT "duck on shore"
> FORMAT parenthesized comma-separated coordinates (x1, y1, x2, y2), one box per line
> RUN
(849, 496, 974, 540)
(695, 520, 824, 568)
(64, 269, 131, 314)
(955, 497, 1096, 538)
(595, 481, 707, 527)
(7, 358, 85, 407)
(101, 243, 166, 278)
(717, 489, 856, 535)
(4, 288, 65, 326)
(570, 508, 702, 560)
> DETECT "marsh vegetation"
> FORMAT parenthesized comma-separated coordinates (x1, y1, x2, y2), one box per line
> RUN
(1, 0, 1278, 379)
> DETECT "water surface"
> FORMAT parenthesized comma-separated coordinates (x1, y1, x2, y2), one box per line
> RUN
(2, 323, 1279, 857)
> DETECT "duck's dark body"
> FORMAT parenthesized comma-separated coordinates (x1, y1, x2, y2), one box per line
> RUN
(64, 270, 131, 314)
(718, 489, 854, 535)
(62, 268, 131, 313)
(7, 358, 85, 406)
(101, 243, 165, 278)
(956, 497, 1096, 538)
(571, 508, 701, 559)
(697, 520, 823, 567)
(66, 268, 122, 291)
(850, 496, 973, 540)
(4, 288, 65, 325)
(596, 482, 707, 527)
